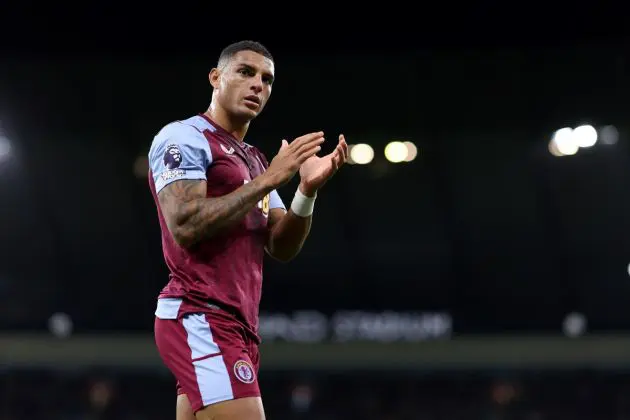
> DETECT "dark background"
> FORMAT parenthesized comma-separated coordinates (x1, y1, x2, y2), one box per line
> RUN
(1, 14, 629, 336)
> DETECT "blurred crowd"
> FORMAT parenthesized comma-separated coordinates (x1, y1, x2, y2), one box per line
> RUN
(2, 368, 630, 419)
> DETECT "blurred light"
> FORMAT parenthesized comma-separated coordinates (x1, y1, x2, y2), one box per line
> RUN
(403, 141, 418, 162)
(491, 382, 516, 405)
(551, 127, 578, 156)
(562, 312, 586, 338)
(48, 312, 73, 338)
(291, 384, 313, 413)
(384, 141, 408, 163)
(133, 155, 149, 179)
(600, 125, 619, 145)
(573, 124, 598, 148)
(348, 143, 374, 165)
(548, 139, 563, 157)
(0, 133, 11, 161)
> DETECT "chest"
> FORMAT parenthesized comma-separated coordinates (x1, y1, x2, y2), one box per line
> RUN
(203, 132, 270, 224)
(206, 140, 265, 188)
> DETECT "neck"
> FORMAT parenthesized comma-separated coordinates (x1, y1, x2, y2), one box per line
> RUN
(205, 103, 249, 142)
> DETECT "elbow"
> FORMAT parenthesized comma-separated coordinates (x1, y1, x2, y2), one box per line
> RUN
(170, 220, 220, 250)
(169, 223, 199, 250)
(266, 243, 302, 263)
(172, 228, 195, 250)
(167, 209, 218, 250)
(266, 231, 306, 263)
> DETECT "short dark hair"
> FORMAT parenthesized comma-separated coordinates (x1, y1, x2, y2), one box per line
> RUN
(217, 40, 273, 68)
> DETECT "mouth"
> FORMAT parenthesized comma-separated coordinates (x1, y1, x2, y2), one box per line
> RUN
(244, 95, 261, 105)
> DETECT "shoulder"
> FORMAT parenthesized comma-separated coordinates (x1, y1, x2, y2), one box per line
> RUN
(149, 117, 212, 162)
(147, 117, 216, 190)
(151, 117, 207, 148)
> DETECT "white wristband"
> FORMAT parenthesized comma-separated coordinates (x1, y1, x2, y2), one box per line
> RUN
(290, 188, 317, 217)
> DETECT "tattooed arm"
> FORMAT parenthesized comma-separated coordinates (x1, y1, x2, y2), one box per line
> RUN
(149, 123, 275, 249)
(157, 178, 274, 249)
(149, 123, 324, 250)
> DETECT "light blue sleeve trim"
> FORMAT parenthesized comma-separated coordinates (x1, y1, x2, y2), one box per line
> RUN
(148, 123, 213, 194)
(269, 189, 285, 210)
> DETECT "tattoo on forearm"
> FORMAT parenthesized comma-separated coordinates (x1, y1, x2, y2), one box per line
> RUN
(158, 179, 270, 248)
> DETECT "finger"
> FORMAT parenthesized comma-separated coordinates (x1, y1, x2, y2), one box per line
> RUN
(293, 134, 324, 156)
(331, 154, 340, 171)
(337, 144, 348, 164)
(335, 149, 344, 167)
(279, 139, 289, 152)
(325, 149, 340, 170)
(295, 136, 325, 156)
(291, 132, 324, 149)
(330, 145, 343, 164)
(297, 145, 322, 162)
(339, 135, 349, 161)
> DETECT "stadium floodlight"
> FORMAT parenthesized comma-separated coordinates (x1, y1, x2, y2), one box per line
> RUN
(600, 125, 619, 145)
(48, 312, 73, 338)
(562, 312, 587, 338)
(550, 127, 578, 157)
(384, 141, 408, 163)
(573, 124, 598, 148)
(548, 139, 563, 157)
(403, 141, 418, 162)
(348, 143, 374, 165)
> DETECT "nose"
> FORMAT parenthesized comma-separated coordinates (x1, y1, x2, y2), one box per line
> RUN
(250, 76, 263, 93)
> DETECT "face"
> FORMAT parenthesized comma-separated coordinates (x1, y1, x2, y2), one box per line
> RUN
(210, 50, 275, 121)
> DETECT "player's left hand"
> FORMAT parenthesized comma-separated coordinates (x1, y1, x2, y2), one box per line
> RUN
(298, 134, 348, 196)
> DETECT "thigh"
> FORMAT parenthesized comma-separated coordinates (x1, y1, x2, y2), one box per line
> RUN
(177, 394, 196, 420)
(195, 396, 265, 420)
(155, 313, 261, 414)
(176, 378, 264, 420)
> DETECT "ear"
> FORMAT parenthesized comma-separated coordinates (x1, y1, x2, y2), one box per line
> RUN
(209, 68, 220, 90)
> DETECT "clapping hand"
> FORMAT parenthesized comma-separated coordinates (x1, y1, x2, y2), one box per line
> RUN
(298, 134, 349, 196)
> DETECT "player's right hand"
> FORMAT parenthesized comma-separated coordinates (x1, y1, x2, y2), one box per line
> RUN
(264, 132, 325, 189)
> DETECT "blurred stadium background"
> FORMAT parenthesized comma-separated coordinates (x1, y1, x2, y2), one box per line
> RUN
(2, 21, 630, 419)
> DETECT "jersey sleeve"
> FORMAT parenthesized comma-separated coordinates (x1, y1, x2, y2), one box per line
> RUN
(269, 189, 285, 210)
(148, 123, 213, 194)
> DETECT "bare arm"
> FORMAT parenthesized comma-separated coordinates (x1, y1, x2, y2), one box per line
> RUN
(153, 130, 325, 250)
(158, 177, 274, 249)
(265, 199, 312, 263)
(265, 135, 348, 262)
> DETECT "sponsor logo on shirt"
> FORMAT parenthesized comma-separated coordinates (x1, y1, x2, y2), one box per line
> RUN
(234, 360, 255, 384)
(160, 169, 185, 181)
(244, 180, 270, 217)
(164, 144, 182, 169)
(220, 144, 235, 155)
